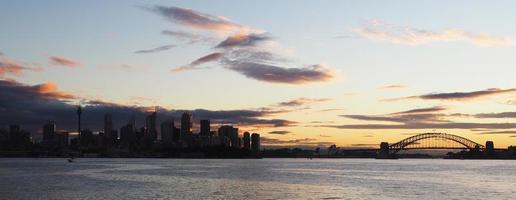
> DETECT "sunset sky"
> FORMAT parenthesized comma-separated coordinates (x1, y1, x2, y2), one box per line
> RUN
(1, 0, 516, 148)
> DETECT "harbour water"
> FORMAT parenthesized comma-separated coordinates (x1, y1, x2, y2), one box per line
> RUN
(0, 158, 514, 199)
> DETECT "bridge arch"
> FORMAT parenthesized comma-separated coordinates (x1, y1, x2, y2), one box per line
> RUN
(389, 132, 484, 153)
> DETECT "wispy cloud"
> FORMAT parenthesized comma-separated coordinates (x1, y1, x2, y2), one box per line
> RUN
(0, 55, 41, 77)
(171, 52, 224, 73)
(146, 5, 336, 85)
(134, 44, 176, 54)
(277, 97, 331, 107)
(386, 88, 516, 101)
(478, 130, 516, 135)
(381, 84, 407, 89)
(390, 106, 447, 115)
(223, 62, 335, 84)
(161, 30, 213, 44)
(50, 56, 80, 68)
(268, 130, 290, 135)
(474, 112, 516, 118)
(147, 6, 249, 34)
(353, 20, 513, 46)
(215, 33, 272, 49)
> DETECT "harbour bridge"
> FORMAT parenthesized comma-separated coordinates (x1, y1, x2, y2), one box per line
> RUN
(380, 132, 486, 155)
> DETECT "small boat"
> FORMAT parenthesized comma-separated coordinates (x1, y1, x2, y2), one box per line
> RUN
(67, 158, 74, 163)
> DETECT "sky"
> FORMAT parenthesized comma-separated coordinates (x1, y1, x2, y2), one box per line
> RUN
(1, 0, 516, 148)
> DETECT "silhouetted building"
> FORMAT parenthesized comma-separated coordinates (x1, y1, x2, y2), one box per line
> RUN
(56, 131, 69, 146)
(104, 113, 113, 137)
(243, 132, 251, 150)
(200, 119, 210, 136)
(218, 125, 239, 148)
(80, 129, 94, 147)
(43, 121, 56, 142)
(485, 141, 494, 155)
(251, 133, 260, 153)
(180, 112, 192, 138)
(161, 119, 175, 144)
(146, 111, 157, 141)
(77, 106, 82, 139)
(120, 122, 136, 147)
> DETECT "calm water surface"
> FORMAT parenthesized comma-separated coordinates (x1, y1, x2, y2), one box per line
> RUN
(0, 158, 514, 199)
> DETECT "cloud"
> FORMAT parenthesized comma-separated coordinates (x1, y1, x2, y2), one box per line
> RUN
(341, 113, 450, 123)
(390, 106, 447, 115)
(147, 5, 337, 85)
(381, 84, 407, 89)
(318, 108, 344, 112)
(134, 44, 176, 54)
(261, 137, 334, 147)
(474, 112, 516, 118)
(224, 61, 335, 84)
(215, 33, 272, 49)
(161, 30, 213, 44)
(171, 52, 224, 73)
(147, 6, 247, 33)
(478, 130, 516, 135)
(386, 88, 516, 101)
(353, 20, 513, 46)
(50, 56, 80, 68)
(0, 80, 295, 131)
(0, 56, 40, 77)
(268, 130, 290, 135)
(324, 122, 516, 130)
(277, 97, 331, 107)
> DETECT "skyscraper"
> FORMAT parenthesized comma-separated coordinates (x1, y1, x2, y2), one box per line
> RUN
(243, 132, 250, 150)
(218, 125, 239, 148)
(43, 121, 56, 142)
(104, 113, 112, 138)
(251, 133, 260, 153)
(146, 111, 157, 140)
(180, 112, 192, 138)
(200, 119, 210, 136)
(77, 106, 82, 139)
(161, 119, 175, 144)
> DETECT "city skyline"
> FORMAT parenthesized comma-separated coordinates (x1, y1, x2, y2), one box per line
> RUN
(2, 1, 516, 148)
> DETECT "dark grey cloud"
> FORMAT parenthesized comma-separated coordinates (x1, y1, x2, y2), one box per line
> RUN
(0, 80, 296, 132)
(387, 88, 516, 101)
(215, 33, 272, 49)
(268, 130, 290, 135)
(391, 106, 447, 115)
(224, 61, 334, 84)
(134, 44, 176, 54)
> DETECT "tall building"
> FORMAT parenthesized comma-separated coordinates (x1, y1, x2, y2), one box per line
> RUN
(146, 111, 157, 140)
(243, 132, 251, 150)
(218, 125, 239, 148)
(160, 119, 175, 144)
(200, 119, 210, 136)
(180, 112, 192, 138)
(251, 133, 260, 153)
(77, 106, 82, 139)
(104, 113, 112, 137)
(43, 121, 56, 142)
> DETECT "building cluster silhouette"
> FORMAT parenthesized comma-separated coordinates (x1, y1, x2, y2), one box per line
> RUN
(0, 107, 261, 157)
